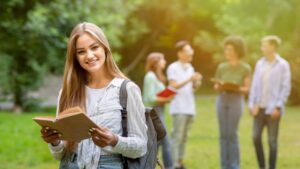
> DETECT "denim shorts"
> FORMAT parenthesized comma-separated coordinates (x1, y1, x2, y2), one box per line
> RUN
(59, 153, 123, 169)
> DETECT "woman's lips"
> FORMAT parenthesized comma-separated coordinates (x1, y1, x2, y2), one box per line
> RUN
(85, 58, 99, 66)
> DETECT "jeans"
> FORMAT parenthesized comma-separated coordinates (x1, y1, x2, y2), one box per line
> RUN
(154, 106, 174, 169)
(216, 92, 244, 169)
(59, 153, 79, 169)
(253, 108, 280, 169)
(59, 153, 123, 169)
(98, 155, 123, 169)
(171, 114, 194, 168)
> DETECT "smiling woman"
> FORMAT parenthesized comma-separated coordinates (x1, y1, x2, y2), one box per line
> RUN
(38, 22, 148, 169)
(76, 34, 106, 75)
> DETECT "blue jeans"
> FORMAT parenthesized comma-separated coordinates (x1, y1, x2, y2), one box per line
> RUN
(59, 154, 123, 169)
(59, 153, 79, 169)
(216, 92, 244, 169)
(155, 106, 174, 169)
(98, 155, 123, 169)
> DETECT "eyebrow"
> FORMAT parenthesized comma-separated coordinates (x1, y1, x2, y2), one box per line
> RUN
(76, 42, 99, 50)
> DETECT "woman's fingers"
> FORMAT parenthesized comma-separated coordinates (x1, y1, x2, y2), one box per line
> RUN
(42, 128, 59, 137)
(89, 127, 114, 147)
(91, 134, 107, 147)
(90, 128, 109, 139)
(42, 132, 61, 143)
(40, 126, 62, 144)
(40, 126, 50, 134)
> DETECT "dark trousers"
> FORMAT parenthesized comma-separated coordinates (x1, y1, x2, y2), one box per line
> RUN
(252, 109, 280, 169)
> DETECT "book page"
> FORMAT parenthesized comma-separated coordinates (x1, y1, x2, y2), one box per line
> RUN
(32, 117, 56, 129)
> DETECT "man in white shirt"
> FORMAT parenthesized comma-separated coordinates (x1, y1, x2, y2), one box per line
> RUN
(167, 41, 202, 169)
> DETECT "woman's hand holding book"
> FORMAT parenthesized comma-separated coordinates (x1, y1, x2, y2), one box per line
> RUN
(40, 126, 62, 146)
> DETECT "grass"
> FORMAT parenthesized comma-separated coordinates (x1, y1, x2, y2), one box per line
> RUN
(1, 94, 299, 169)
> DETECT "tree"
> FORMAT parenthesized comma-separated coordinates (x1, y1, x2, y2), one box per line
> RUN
(0, 0, 143, 112)
(120, 0, 221, 85)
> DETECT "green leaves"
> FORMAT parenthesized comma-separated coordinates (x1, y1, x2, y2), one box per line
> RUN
(0, 0, 143, 111)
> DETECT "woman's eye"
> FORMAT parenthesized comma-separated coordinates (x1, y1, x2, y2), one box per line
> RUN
(77, 51, 85, 55)
(91, 45, 99, 50)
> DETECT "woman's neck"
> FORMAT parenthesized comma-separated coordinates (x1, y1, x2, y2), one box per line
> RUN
(87, 67, 113, 88)
(228, 58, 240, 66)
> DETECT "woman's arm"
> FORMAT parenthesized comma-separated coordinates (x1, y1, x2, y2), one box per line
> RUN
(239, 76, 251, 94)
(144, 72, 173, 105)
(47, 90, 65, 160)
(48, 141, 65, 160)
(112, 82, 148, 159)
(143, 73, 160, 105)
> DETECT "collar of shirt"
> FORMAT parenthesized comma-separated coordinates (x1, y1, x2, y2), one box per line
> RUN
(177, 61, 191, 70)
(261, 53, 281, 65)
(106, 77, 124, 88)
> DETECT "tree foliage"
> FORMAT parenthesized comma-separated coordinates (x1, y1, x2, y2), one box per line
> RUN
(0, 0, 299, 112)
(0, 0, 143, 112)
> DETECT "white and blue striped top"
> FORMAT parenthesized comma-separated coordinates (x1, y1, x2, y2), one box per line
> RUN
(48, 78, 148, 169)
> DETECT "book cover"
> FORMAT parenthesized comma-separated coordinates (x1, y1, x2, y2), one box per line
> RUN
(211, 78, 241, 92)
(33, 107, 98, 142)
(156, 87, 177, 98)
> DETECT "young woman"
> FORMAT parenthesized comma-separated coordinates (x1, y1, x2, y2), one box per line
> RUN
(143, 52, 174, 169)
(40, 22, 147, 169)
(214, 36, 251, 169)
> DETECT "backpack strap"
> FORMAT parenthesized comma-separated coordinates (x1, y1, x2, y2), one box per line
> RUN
(119, 79, 163, 169)
(119, 79, 130, 137)
(119, 79, 131, 169)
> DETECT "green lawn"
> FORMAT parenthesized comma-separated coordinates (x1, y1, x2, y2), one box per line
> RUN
(1, 95, 299, 169)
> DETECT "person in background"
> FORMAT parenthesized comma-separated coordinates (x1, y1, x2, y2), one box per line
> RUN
(167, 41, 202, 169)
(143, 52, 174, 169)
(249, 35, 291, 169)
(214, 36, 251, 169)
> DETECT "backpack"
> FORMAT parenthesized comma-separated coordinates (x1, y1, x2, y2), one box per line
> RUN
(119, 80, 167, 169)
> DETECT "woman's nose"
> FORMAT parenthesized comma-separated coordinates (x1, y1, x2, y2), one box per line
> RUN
(87, 49, 94, 58)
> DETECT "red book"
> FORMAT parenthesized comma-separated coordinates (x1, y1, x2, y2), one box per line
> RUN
(156, 87, 177, 98)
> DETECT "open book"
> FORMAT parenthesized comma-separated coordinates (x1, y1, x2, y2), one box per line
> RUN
(156, 87, 177, 98)
(211, 78, 241, 92)
(33, 107, 98, 142)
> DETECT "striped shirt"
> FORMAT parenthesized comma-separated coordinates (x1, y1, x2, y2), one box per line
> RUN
(48, 78, 148, 169)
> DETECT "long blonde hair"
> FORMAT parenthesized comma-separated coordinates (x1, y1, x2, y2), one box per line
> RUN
(145, 52, 166, 84)
(59, 22, 127, 152)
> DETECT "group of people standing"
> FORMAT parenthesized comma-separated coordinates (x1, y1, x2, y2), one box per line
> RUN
(40, 22, 291, 169)
(143, 35, 291, 169)
(143, 41, 202, 169)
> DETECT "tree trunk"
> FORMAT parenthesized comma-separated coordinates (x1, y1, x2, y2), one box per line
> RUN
(123, 30, 160, 75)
(13, 85, 23, 114)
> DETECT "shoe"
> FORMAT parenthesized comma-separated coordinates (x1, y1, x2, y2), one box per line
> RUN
(175, 165, 186, 169)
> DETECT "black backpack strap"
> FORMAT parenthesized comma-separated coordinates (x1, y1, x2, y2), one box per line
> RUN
(119, 79, 131, 169)
(119, 79, 130, 137)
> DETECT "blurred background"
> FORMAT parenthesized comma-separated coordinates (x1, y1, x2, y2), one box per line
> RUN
(0, 0, 299, 168)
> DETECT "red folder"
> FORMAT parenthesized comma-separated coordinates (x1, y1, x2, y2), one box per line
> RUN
(156, 87, 177, 98)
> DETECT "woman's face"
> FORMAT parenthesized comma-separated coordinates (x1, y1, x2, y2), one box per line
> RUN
(158, 57, 166, 70)
(224, 44, 238, 61)
(76, 33, 106, 74)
